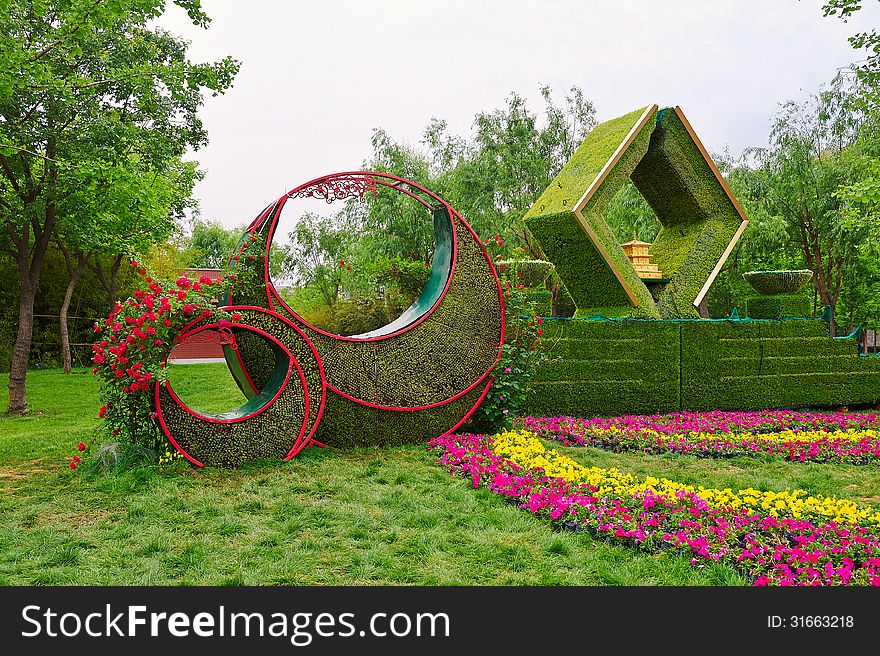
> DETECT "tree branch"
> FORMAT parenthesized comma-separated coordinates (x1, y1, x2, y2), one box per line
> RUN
(27, 0, 104, 63)
(0, 153, 23, 198)
(0, 145, 58, 163)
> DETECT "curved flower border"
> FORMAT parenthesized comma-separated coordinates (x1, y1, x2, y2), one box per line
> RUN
(430, 430, 880, 586)
(518, 411, 880, 466)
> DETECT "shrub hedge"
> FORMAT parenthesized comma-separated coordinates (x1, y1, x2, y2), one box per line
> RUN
(743, 270, 814, 296)
(745, 295, 812, 320)
(525, 317, 880, 417)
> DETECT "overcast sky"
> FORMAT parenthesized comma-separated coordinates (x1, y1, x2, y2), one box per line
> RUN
(156, 0, 880, 231)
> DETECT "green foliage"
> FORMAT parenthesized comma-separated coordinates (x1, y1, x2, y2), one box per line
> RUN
(603, 180, 660, 243)
(282, 212, 353, 307)
(0, 0, 238, 412)
(822, 1, 880, 103)
(745, 295, 812, 320)
(0, 243, 126, 372)
(498, 259, 554, 288)
(470, 240, 547, 433)
(529, 285, 576, 318)
(735, 72, 880, 334)
(367, 255, 432, 300)
(331, 296, 408, 336)
(188, 220, 240, 269)
(526, 317, 880, 418)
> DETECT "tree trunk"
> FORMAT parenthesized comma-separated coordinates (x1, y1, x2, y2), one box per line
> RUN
(7, 204, 55, 415)
(59, 251, 85, 374)
(808, 237, 836, 336)
(8, 280, 36, 415)
(88, 253, 125, 311)
(108, 253, 122, 309)
(697, 296, 710, 319)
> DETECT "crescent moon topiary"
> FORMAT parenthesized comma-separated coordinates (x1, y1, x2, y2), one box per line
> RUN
(153, 172, 505, 466)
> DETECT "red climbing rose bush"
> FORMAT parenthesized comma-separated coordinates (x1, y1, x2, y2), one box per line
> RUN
(89, 261, 234, 461)
(469, 235, 547, 433)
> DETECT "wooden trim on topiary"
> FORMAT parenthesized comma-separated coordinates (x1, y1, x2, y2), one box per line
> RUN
(694, 219, 749, 308)
(573, 105, 658, 215)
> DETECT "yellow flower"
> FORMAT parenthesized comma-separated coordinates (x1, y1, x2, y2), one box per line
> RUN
(490, 430, 880, 526)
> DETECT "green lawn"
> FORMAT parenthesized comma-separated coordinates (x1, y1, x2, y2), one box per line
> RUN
(0, 366, 876, 585)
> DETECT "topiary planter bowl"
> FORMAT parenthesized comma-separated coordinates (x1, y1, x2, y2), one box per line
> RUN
(498, 259, 555, 288)
(742, 270, 813, 296)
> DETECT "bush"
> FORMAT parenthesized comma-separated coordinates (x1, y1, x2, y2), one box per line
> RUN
(498, 259, 555, 288)
(469, 238, 548, 433)
(90, 260, 233, 457)
(746, 295, 812, 319)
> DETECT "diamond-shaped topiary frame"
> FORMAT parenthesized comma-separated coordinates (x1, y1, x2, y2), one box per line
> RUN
(524, 105, 749, 319)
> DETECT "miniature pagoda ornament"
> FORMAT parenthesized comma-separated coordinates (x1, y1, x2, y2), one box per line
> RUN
(621, 230, 663, 280)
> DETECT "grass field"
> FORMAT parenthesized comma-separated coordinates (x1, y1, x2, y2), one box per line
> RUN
(1, 365, 877, 585)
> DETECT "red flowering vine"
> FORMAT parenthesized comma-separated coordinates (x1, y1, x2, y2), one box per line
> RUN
(89, 262, 233, 455)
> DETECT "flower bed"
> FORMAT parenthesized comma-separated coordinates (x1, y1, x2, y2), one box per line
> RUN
(430, 430, 880, 585)
(517, 411, 880, 465)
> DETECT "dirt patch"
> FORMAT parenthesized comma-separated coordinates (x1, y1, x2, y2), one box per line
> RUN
(37, 509, 117, 528)
(0, 458, 54, 480)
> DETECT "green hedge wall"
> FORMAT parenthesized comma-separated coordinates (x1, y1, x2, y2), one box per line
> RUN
(527, 319, 680, 417)
(529, 285, 577, 318)
(745, 295, 812, 320)
(525, 318, 880, 417)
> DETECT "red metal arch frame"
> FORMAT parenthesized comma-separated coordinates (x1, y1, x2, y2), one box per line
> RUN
(230, 171, 506, 413)
(257, 173, 463, 342)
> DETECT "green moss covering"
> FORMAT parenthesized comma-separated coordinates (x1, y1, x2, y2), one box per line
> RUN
(499, 259, 555, 288)
(524, 106, 661, 317)
(159, 312, 314, 467)
(315, 382, 490, 449)
(524, 107, 652, 219)
(525, 212, 634, 309)
(630, 109, 744, 319)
